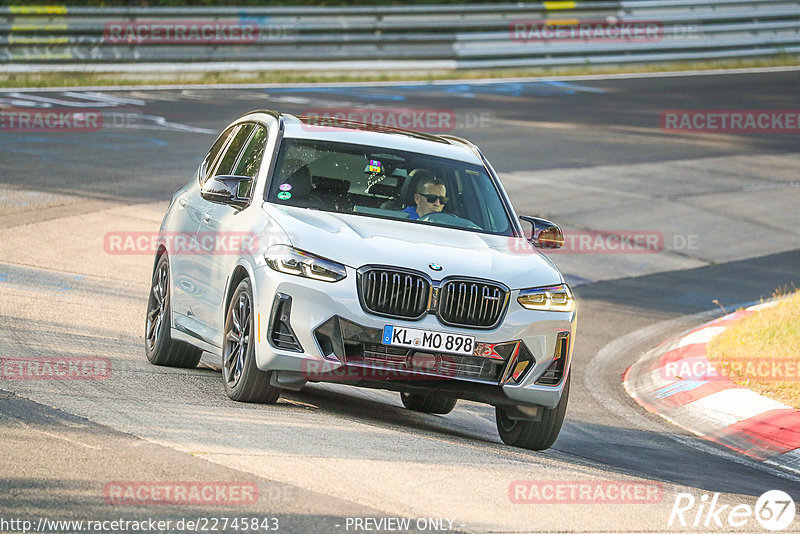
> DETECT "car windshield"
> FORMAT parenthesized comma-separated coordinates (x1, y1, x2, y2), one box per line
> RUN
(266, 138, 514, 236)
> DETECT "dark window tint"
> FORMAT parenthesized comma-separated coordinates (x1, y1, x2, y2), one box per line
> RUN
(214, 123, 255, 177)
(200, 125, 236, 185)
(233, 125, 268, 179)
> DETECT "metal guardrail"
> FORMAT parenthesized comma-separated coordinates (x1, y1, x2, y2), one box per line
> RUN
(0, 0, 798, 71)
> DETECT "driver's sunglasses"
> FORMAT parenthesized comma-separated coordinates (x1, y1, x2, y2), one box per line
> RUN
(421, 194, 448, 205)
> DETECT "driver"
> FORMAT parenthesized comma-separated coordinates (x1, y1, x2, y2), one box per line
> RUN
(402, 177, 448, 220)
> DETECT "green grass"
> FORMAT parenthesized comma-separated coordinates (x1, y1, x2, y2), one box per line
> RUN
(707, 289, 800, 408)
(1, 55, 799, 89)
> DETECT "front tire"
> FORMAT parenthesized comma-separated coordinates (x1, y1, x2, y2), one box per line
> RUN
(145, 254, 202, 368)
(495, 374, 570, 451)
(223, 278, 281, 404)
(400, 392, 457, 414)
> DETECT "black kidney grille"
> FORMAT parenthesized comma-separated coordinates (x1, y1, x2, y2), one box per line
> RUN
(438, 280, 506, 327)
(360, 269, 430, 319)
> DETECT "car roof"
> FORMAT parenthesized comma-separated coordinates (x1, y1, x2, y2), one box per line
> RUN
(241, 110, 485, 166)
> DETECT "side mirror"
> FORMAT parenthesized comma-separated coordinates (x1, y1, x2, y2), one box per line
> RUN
(201, 175, 252, 209)
(520, 215, 564, 249)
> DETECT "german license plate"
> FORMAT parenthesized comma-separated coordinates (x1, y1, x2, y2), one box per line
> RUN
(382, 325, 475, 356)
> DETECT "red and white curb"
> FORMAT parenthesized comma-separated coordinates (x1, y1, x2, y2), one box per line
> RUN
(623, 302, 800, 476)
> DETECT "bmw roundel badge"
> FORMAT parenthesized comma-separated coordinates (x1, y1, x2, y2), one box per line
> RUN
(429, 263, 443, 271)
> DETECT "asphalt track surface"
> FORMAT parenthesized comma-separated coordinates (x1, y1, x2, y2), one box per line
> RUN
(1, 69, 799, 533)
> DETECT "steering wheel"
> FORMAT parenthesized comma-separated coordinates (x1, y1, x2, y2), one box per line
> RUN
(418, 211, 481, 230)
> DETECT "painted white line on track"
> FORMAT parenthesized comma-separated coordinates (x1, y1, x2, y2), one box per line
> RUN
(748, 300, 781, 312)
(681, 388, 788, 428)
(673, 326, 727, 349)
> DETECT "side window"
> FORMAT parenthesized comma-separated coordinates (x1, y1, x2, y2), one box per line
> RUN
(212, 123, 256, 178)
(233, 125, 268, 179)
(463, 169, 510, 234)
(200, 125, 237, 186)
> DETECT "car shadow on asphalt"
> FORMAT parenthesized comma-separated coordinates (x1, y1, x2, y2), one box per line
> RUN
(272, 381, 800, 499)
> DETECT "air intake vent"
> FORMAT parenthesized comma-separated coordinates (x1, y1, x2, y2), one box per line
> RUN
(438, 279, 507, 328)
(536, 331, 570, 385)
(358, 268, 430, 319)
(269, 293, 302, 352)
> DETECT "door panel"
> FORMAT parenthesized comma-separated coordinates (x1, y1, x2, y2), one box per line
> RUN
(171, 125, 240, 341)
(191, 123, 263, 344)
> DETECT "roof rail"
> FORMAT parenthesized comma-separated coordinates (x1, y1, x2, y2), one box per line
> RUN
(436, 134, 483, 159)
(246, 109, 283, 121)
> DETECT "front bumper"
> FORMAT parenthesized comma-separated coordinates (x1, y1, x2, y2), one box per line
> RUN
(251, 265, 576, 408)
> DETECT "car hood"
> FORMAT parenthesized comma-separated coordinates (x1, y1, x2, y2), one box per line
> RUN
(263, 204, 564, 290)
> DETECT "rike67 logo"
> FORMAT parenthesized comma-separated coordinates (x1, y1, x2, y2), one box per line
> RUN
(668, 490, 796, 531)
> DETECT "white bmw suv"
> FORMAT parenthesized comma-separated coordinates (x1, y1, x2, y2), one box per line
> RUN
(146, 110, 576, 450)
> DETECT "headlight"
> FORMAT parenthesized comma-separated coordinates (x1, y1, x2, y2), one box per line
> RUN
(517, 284, 575, 312)
(265, 245, 347, 283)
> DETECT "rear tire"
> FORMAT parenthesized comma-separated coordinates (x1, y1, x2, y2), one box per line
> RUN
(400, 391, 457, 415)
(223, 278, 281, 404)
(495, 374, 570, 451)
(145, 254, 202, 368)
